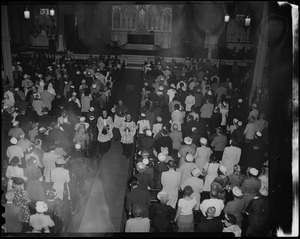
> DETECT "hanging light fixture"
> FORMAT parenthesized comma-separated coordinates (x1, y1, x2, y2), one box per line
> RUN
(224, 14, 230, 23)
(50, 8, 55, 17)
(24, 7, 30, 19)
(245, 16, 251, 27)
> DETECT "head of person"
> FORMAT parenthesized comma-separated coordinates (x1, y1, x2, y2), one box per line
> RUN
(229, 139, 238, 147)
(174, 104, 180, 110)
(5, 190, 15, 202)
(183, 185, 194, 197)
(218, 165, 227, 176)
(223, 214, 237, 227)
(233, 164, 241, 175)
(210, 154, 219, 163)
(216, 127, 223, 135)
(102, 109, 108, 118)
(10, 156, 20, 167)
(167, 160, 175, 169)
(200, 137, 208, 146)
(128, 176, 139, 188)
(12, 177, 25, 189)
(157, 191, 170, 205)
(46, 188, 57, 200)
(125, 113, 131, 122)
(172, 123, 179, 131)
(205, 206, 216, 218)
(232, 186, 243, 199)
(118, 99, 123, 106)
(249, 167, 259, 178)
(132, 204, 144, 218)
(35, 201, 48, 214)
(27, 156, 38, 167)
(257, 188, 268, 198)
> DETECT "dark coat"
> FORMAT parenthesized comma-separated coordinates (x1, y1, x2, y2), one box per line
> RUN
(126, 187, 150, 218)
(149, 203, 176, 232)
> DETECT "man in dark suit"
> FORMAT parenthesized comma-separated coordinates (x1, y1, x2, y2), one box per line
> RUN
(125, 176, 150, 218)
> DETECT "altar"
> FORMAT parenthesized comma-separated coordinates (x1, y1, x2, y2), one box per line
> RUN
(111, 5, 172, 49)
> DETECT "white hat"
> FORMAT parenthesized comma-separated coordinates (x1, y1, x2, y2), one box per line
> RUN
(170, 83, 176, 88)
(238, 99, 243, 103)
(232, 187, 243, 197)
(80, 117, 86, 122)
(35, 201, 48, 213)
(10, 137, 18, 145)
(136, 162, 146, 170)
(185, 153, 194, 162)
(92, 84, 97, 89)
(259, 188, 268, 196)
(252, 103, 257, 108)
(237, 121, 243, 126)
(142, 158, 149, 165)
(89, 116, 95, 121)
(200, 137, 208, 145)
(56, 157, 66, 164)
(157, 191, 169, 201)
(12, 121, 19, 127)
(76, 71, 80, 74)
(141, 113, 146, 117)
(161, 147, 169, 156)
(156, 116, 162, 122)
(144, 82, 149, 86)
(145, 129, 152, 137)
(70, 85, 75, 89)
(72, 92, 77, 96)
(219, 165, 227, 174)
(81, 79, 86, 84)
(233, 118, 238, 124)
(158, 85, 164, 91)
(184, 137, 192, 145)
(158, 153, 166, 162)
(34, 93, 41, 99)
(38, 127, 46, 133)
(192, 127, 197, 132)
(191, 167, 201, 177)
(75, 143, 81, 150)
(23, 74, 29, 79)
(207, 90, 212, 96)
(89, 107, 94, 112)
(249, 168, 259, 176)
(222, 101, 228, 107)
(256, 131, 262, 137)
(14, 87, 19, 91)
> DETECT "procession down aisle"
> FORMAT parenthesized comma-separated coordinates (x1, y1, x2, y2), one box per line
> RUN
(66, 69, 143, 234)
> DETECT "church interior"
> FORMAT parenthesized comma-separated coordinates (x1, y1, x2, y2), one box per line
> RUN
(1, 1, 296, 237)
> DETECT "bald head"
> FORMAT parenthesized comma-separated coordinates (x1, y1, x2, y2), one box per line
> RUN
(206, 206, 216, 217)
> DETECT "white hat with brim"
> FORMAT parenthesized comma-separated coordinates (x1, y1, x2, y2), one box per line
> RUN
(158, 86, 164, 91)
(89, 107, 95, 112)
(207, 90, 212, 96)
(232, 187, 243, 197)
(238, 121, 243, 126)
(89, 116, 95, 121)
(256, 131, 262, 137)
(145, 130, 152, 137)
(142, 158, 149, 165)
(75, 143, 81, 149)
(200, 137, 208, 145)
(157, 191, 169, 201)
(185, 153, 194, 162)
(184, 137, 192, 145)
(38, 127, 46, 133)
(158, 153, 166, 162)
(191, 167, 201, 177)
(12, 121, 19, 127)
(10, 137, 18, 145)
(233, 118, 238, 124)
(92, 84, 97, 89)
(219, 165, 227, 174)
(136, 162, 146, 170)
(56, 157, 66, 164)
(238, 99, 243, 103)
(80, 117, 86, 122)
(81, 79, 86, 84)
(141, 113, 146, 117)
(249, 168, 259, 176)
(156, 116, 162, 122)
(259, 188, 268, 196)
(36, 201, 48, 213)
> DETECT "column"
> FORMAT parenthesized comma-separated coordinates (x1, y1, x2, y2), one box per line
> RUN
(1, 5, 13, 84)
(249, 2, 268, 106)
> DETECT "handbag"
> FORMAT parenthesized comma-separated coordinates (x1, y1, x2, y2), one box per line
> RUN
(170, 221, 178, 232)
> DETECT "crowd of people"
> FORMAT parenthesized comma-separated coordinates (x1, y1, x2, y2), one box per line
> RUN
(2, 52, 126, 233)
(124, 56, 269, 236)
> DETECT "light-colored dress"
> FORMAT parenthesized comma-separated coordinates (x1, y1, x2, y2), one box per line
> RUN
(50, 167, 70, 200)
(221, 146, 241, 175)
(180, 177, 204, 210)
(202, 162, 220, 192)
(195, 146, 212, 171)
(6, 166, 25, 191)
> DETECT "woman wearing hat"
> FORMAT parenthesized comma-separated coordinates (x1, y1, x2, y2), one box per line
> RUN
(174, 185, 197, 232)
(222, 213, 242, 237)
(135, 162, 154, 190)
(177, 153, 197, 186)
(194, 137, 212, 173)
(50, 157, 70, 201)
(210, 165, 230, 202)
(96, 109, 114, 156)
(24, 156, 45, 202)
(11, 177, 31, 231)
(149, 191, 176, 232)
(6, 137, 24, 165)
(201, 154, 220, 200)
(180, 167, 204, 210)
(29, 201, 55, 233)
(224, 186, 245, 228)
(6, 157, 25, 191)
(221, 139, 242, 175)
(241, 168, 261, 209)
(178, 137, 196, 167)
(154, 153, 169, 189)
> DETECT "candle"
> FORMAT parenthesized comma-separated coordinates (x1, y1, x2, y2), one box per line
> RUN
(245, 17, 251, 27)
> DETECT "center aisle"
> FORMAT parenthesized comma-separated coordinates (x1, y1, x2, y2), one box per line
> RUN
(67, 68, 143, 233)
